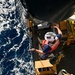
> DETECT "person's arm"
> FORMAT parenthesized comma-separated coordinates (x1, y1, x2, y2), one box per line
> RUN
(29, 48, 45, 54)
(35, 49, 45, 54)
(54, 23, 63, 36)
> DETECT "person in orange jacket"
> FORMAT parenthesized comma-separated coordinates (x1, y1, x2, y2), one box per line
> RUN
(30, 24, 62, 60)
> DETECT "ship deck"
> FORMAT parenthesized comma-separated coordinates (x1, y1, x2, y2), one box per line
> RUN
(31, 26, 75, 74)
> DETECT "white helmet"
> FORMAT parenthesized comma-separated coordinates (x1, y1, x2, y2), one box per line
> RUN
(44, 32, 58, 42)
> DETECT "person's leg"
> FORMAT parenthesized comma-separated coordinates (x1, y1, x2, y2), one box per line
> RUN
(39, 52, 55, 60)
(39, 54, 48, 60)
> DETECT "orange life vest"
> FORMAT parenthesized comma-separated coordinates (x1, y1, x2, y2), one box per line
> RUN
(42, 39, 60, 53)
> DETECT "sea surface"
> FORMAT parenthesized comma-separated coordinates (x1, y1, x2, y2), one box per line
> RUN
(0, 0, 35, 75)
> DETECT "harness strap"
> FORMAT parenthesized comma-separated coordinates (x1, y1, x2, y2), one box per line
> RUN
(49, 40, 60, 52)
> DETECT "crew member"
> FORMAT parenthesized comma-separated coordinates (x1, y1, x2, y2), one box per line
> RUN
(30, 24, 62, 59)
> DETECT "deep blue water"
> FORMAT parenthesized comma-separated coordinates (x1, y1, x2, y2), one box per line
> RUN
(0, 0, 35, 75)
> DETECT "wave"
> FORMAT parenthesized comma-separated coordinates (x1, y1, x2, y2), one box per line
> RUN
(0, 0, 35, 75)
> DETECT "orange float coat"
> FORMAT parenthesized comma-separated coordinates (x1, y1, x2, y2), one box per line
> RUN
(42, 39, 60, 53)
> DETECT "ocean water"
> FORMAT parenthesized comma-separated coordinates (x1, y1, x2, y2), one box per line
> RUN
(0, 0, 35, 75)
